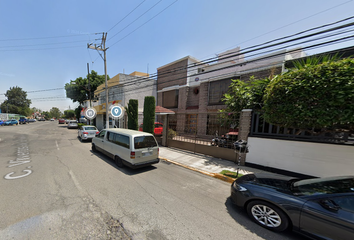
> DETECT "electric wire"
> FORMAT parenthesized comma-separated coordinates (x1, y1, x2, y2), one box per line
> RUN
(106, 0, 147, 33)
(107, 0, 163, 42)
(109, 0, 179, 48)
(2, 15, 354, 102)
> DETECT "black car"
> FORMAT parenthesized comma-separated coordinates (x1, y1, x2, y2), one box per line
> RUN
(231, 174, 354, 240)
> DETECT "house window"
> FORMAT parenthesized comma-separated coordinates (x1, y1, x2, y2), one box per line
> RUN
(208, 78, 232, 105)
(162, 90, 179, 108)
(185, 114, 198, 134)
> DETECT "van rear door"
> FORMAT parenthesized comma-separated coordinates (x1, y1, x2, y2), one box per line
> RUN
(133, 135, 158, 164)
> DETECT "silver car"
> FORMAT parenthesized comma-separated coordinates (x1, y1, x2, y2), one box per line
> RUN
(67, 120, 78, 129)
(78, 125, 99, 141)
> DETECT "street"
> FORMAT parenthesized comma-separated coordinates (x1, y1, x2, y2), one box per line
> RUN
(0, 122, 305, 240)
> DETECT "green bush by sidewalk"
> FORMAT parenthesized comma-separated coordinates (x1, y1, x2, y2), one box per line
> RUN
(220, 170, 243, 179)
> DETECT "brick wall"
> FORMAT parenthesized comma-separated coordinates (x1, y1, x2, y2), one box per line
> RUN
(157, 59, 188, 91)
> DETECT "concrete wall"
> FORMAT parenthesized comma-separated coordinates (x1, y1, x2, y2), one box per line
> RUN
(246, 137, 354, 177)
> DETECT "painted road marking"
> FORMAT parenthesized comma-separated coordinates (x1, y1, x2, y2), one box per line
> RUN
(4, 136, 33, 180)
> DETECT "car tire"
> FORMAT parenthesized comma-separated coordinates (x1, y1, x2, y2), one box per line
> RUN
(115, 156, 124, 168)
(92, 144, 97, 152)
(79, 136, 82, 142)
(246, 200, 289, 232)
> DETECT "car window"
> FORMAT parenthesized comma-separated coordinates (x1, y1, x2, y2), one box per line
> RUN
(330, 196, 354, 212)
(108, 133, 130, 149)
(98, 130, 106, 138)
(84, 127, 97, 131)
(134, 136, 157, 149)
(155, 123, 163, 128)
(293, 177, 354, 195)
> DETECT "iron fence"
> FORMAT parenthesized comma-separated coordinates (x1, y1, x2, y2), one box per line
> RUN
(250, 112, 354, 145)
(163, 112, 240, 148)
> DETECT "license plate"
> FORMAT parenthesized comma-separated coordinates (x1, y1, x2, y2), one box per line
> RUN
(143, 152, 152, 157)
(89, 133, 95, 135)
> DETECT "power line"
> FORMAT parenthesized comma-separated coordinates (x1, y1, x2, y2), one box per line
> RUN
(0, 33, 99, 42)
(109, 0, 178, 48)
(108, 0, 163, 42)
(202, 0, 354, 59)
(3, 16, 353, 103)
(107, 0, 147, 33)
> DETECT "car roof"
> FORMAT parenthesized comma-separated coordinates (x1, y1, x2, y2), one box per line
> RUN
(104, 128, 154, 137)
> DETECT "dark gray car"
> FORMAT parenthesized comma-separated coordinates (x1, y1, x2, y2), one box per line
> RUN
(231, 174, 354, 239)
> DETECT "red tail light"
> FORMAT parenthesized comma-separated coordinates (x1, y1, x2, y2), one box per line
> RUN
(130, 151, 135, 159)
(96, 131, 99, 135)
(83, 132, 88, 134)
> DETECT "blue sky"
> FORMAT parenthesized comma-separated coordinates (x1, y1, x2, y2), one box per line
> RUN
(1, 0, 354, 112)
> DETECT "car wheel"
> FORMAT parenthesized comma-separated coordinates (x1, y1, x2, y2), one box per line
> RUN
(115, 156, 124, 168)
(246, 200, 289, 232)
(92, 144, 97, 152)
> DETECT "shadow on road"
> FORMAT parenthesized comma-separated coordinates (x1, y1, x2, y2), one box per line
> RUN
(224, 197, 307, 240)
(90, 150, 157, 176)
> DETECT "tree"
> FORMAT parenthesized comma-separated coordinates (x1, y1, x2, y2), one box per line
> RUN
(127, 99, 138, 130)
(0, 86, 31, 116)
(222, 76, 270, 126)
(50, 107, 62, 119)
(65, 70, 109, 105)
(143, 96, 155, 134)
(263, 57, 354, 131)
(63, 109, 75, 119)
(75, 105, 82, 120)
(42, 111, 52, 120)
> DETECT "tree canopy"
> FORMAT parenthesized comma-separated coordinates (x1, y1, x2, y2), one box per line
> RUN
(0, 86, 31, 116)
(65, 70, 109, 105)
(50, 107, 62, 119)
(223, 57, 354, 132)
(263, 58, 354, 131)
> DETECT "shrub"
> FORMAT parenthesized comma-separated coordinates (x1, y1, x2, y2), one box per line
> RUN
(127, 99, 138, 130)
(143, 96, 155, 134)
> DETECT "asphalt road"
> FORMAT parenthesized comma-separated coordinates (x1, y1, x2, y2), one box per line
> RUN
(0, 121, 305, 240)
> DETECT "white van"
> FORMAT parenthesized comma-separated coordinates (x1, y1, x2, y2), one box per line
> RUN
(92, 128, 159, 169)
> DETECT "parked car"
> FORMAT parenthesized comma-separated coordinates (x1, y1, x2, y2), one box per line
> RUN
(231, 173, 354, 239)
(65, 119, 70, 124)
(27, 118, 37, 123)
(58, 118, 66, 124)
(139, 122, 163, 136)
(0, 120, 4, 126)
(92, 128, 159, 169)
(19, 117, 28, 124)
(50, 118, 55, 121)
(67, 120, 78, 129)
(4, 119, 18, 126)
(78, 118, 87, 124)
(78, 125, 99, 142)
(38, 118, 45, 121)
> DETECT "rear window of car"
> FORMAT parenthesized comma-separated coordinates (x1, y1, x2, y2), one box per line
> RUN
(84, 127, 97, 131)
(134, 136, 157, 149)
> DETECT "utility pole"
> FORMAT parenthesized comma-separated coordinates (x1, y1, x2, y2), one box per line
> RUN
(88, 32, 109, 129)
(87, 63, 91, 108)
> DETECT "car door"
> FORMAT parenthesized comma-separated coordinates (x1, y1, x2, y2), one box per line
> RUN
(94, 130, 107, 151)
(299, 194, 354, 240)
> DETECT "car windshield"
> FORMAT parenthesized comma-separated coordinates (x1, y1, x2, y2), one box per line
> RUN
(292, 176, 354, 196)
(134, 136, 157, 149)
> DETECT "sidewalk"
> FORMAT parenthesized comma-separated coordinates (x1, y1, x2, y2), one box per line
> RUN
(159, 146, 273, 183)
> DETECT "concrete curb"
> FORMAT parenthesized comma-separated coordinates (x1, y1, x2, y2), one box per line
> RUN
(160, 157, 235, 184)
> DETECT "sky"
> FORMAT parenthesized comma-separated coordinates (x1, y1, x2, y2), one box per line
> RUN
(1, 0, 354, 113)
